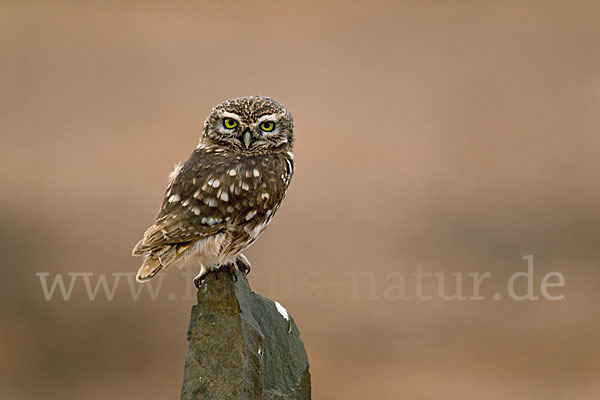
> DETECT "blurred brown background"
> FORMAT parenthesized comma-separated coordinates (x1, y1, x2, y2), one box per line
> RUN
(1, 1, 599, 399)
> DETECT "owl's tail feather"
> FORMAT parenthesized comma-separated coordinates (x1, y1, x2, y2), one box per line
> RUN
(135, 243, 195, 282)
(136, 256, 163, 282)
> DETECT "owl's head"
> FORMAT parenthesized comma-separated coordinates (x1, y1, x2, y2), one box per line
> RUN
(201, 96, 294, 153)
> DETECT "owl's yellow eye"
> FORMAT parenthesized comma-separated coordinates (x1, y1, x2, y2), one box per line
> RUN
(259, 121, 275, 132)
(223, 118, 238, 129)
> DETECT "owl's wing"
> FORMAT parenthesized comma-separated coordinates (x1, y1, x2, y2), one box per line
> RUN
(132, 150, 230, 255)
(132, 148, 294, 256)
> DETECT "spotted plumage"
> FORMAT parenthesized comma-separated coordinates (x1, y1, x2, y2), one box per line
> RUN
(132, 96, 294, 285)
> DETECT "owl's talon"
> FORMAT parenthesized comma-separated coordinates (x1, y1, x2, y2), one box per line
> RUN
(222, 263, 237, 282)
(236, 254, 251, 275)
(193, 268, 209, 288)
(193, 276, 203, 289)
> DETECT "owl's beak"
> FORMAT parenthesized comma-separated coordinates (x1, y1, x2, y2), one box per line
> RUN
(242, 130, 252, 149)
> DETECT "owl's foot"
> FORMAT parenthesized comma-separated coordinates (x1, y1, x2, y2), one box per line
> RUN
(193, 267, 210, 288)
(222, 263, 238, 282)
(236, 254, 251, 275)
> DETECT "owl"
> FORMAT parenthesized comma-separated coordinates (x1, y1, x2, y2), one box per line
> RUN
(132, 96, 294, 287)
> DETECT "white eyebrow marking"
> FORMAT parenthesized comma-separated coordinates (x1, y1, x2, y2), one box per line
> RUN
(256, 113, 283, 123)
(221, 111, 241, 120)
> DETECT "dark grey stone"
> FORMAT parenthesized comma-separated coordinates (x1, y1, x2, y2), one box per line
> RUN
(181, 269, 311, 400)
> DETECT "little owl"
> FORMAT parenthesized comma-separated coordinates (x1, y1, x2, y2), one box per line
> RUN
(132, 96, 294, 287)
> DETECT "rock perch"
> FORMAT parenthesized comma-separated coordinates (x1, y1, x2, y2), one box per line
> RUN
(181, 269, 311, 400)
